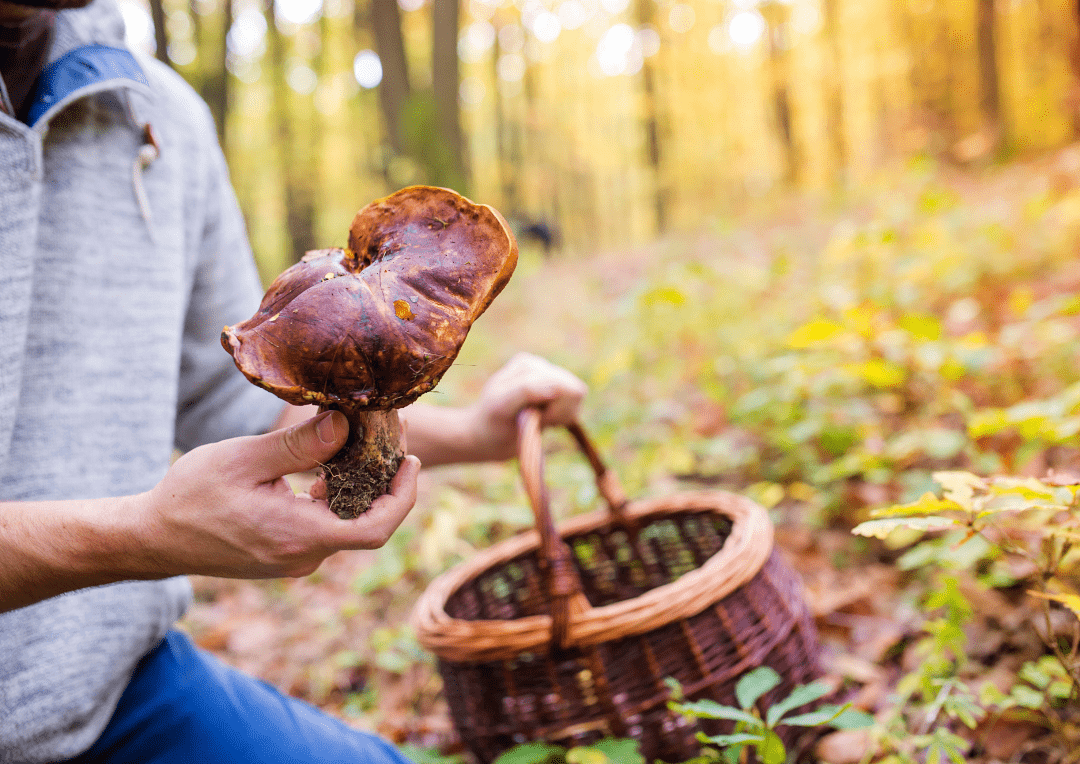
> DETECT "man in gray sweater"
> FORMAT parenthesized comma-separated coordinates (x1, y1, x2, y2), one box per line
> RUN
(0, 0, 586, 760)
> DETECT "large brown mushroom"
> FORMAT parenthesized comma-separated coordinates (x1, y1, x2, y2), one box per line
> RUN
(221, 186, 518, 518)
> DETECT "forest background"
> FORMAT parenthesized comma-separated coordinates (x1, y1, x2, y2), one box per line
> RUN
(124, 0, 1080, 275)
(124, 0, 1080, 760)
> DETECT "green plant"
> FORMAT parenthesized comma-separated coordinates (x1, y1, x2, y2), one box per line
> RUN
(854, 470, 1080, 760)
(491, 738, 645, 764)
(399, 743, 469, 764)
(667, 668, 873, 764)
(853, 470, 1080, 686)
(980, 654, 1075, 720)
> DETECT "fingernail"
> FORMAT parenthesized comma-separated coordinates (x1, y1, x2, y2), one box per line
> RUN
(316, 411, 343, 444)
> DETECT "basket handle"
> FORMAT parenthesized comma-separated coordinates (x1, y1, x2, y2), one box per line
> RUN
(516, 408, 632, 650)
(565, 422, 633, 523)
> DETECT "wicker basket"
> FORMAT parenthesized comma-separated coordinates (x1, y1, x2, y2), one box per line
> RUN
(411, 410, 823, 763)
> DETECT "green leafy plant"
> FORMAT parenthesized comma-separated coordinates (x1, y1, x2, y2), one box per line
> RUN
(854, 470, 1080, 760)
(399, 743, 468, 764)
(853, 470, 1080, 687)
(980, 655, 1075, 717)
(491, 738, 644, 764)
(667, 668, 873, 764)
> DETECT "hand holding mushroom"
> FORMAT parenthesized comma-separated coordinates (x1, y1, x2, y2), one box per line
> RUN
(222, 186, 518, 518)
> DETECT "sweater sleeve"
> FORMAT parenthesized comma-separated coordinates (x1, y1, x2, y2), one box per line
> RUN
(173, 126, 285, 451)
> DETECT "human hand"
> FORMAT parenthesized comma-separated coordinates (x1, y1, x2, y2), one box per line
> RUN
(133, 411, 420, 579)
(465, 352, 588, 461)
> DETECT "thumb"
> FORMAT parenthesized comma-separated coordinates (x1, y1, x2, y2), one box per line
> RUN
(242, 410, 349, 483)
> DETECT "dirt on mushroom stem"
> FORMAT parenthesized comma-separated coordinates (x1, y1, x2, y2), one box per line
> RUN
(319, 406, 404, 519)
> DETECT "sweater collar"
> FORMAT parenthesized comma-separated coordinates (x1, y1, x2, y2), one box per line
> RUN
(25, 0, 149, 129)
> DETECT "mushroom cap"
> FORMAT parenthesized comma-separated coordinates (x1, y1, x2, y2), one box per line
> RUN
(221, 186, 518, 410)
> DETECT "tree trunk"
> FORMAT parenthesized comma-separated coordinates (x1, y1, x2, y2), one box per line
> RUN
(353, 0, 392, 182)
(492, 29, 517, 211)
(371, 0, 411, 155)
(975, 0, 1001, 127)
(268, 0, 318, 262)
(431, 0, 466, 189)
(201, 0, 233, 144)
(148, 0, 172, 67)
(1070, 0, 1080, 135)
(764, 4, 797, 184)
(635, 0, 665, 233)
(821, 0, 847, 183)
(189, 0, 201, 49)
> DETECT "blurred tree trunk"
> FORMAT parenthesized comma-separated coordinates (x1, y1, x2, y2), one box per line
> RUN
(268, 0, 318, 262)
(1070, 0, 1080, 135)
(189, 0, 201, 48)
(763, 3, 797, 184)
(431, 0, 466, 189)
(635, 0, 665, 233)
(312, 10, 329, 236)
(492, 24, 517, 211)
(938, 4, 961, 142)
(200, 0, 233, 144)
(148, 0, 172, 67)
(898, 0, 949, 141)
(821, 0, 846, 183)
(1033, 0, 1055, 48)
(975, 0, 1001, 128)
(521, 49, 556, 225)
(353, 0, 391, 181)
(371, 0, 411, 154)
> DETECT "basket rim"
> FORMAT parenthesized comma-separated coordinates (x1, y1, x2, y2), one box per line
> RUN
(410, 490, 774, 662)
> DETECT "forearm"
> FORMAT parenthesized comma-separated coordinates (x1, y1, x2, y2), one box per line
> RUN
(0, 413, 420, 614)
(400, 402, 497, 467)
(0, 494, 154, 614)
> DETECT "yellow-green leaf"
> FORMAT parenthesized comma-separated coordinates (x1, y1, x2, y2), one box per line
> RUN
(567, 748, 609, 764)
(870, 492, 963, 518)
(1028, 590, 1080, 620)
(988, 477, 1060, 504)
(641, 285, 687, 307)
(968, 409, 1011, 438)
(852, 515, 958, 539)
(787, 319, 845, 349)
(899, 313, 942, 340)
(848, 359, 906, 388)
(933, 471, 986, 509)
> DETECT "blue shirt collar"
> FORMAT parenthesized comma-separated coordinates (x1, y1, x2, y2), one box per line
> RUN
(27, 43, 147, 127)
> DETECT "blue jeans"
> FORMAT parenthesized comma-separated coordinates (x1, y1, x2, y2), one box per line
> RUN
(64, 630, 415, 764)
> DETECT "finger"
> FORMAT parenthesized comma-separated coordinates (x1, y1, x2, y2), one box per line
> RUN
(505, 380, 584, 424)
(323, 455, 421, 548)
(535, 372, 588, 425)
(540, 393, 584, 426)
(239, 410, 349, 484)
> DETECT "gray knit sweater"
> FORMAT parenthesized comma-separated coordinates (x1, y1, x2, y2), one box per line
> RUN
(0, 3, 286, 760)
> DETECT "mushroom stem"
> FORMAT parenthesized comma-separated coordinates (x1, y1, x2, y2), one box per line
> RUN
(319, 407, 404, 519)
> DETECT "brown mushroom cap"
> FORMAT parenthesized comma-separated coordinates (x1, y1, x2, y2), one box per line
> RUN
(221, 186, 518, 410)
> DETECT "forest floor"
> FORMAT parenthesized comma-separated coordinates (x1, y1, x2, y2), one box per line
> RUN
(180, 151, 1080, 764)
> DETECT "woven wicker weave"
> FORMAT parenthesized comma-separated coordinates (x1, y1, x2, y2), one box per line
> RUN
(411, 410, 822, 763)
